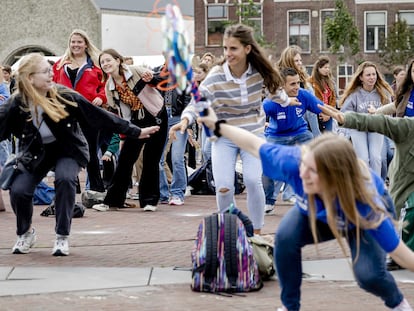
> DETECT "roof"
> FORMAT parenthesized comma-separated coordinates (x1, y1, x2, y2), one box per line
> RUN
(93, 0, 194, 16)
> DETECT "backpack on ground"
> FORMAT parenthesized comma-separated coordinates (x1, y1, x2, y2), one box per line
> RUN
(191, 213, 263, 293)
(188, 159, 245, 195)
(81, 190, 106, 208)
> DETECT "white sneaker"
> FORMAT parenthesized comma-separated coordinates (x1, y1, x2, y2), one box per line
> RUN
(283, 197, 296, 205)
(185, 186, 192, 197)
(393, 298, 413, 311)
(92, 203, 110, 212)
(143, 205, 157, 212)
(52, 235, 69, 256)
(265, 204, 274, 214)
(12, 228, 36, 254)
(169, 197, 184, 206)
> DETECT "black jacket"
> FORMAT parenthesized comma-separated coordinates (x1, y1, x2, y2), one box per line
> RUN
(0, 86, 141, 171)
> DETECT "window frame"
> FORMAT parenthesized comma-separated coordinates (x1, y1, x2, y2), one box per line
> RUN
(337, 64, 354, 95)
(205, 4, 230, 47)
(364, 11, 387, 53)
(287, 10, 311, 53)
(320, 9, 336, 53)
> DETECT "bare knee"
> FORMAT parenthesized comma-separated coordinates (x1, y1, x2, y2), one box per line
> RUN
(218, 187, 230, 193)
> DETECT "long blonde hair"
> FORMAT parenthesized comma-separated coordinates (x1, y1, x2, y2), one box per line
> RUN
(56, 29, 101, 70)
(304, 134, 387, 261)
(16, 53, 77, 122)
(339, 61, 393, 107)
(276, 45, 310, 89)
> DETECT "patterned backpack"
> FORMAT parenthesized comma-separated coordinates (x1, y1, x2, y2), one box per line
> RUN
(191, 213, 263, 293)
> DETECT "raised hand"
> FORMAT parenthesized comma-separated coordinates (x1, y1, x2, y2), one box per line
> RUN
(317, 104, 345, 125)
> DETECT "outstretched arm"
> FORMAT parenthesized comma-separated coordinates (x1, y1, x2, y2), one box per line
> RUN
(389, 241, 414, 271)
(198, 108, 265, 158)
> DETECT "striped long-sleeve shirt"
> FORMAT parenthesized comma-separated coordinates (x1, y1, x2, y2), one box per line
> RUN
(181, 62, 288, 135)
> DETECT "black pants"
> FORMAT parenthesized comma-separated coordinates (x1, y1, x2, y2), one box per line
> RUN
(10, 142, 81, 236)
(104, 107, 168, 208)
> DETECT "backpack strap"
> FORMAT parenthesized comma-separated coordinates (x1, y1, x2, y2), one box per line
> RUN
(224, 213, 238, 290)
(204, 214, 218, 290)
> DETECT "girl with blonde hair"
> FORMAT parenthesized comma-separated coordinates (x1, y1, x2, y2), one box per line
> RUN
(340, 61, 393, 176)
(199, 108, 414, 311)
(1, 53, 158, 256)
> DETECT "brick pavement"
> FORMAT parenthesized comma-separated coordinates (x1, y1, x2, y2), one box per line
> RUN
(0, 188, 413, 310)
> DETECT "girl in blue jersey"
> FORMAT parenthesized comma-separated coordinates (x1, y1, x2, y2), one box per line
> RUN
(199, 108, 414, 311)
(395, 59, 414, 117)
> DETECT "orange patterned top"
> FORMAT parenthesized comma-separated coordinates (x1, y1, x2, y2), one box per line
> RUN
(115, 79, 143, 111)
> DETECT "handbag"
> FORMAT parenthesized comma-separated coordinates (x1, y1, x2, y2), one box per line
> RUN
(0, 154, 21, 190)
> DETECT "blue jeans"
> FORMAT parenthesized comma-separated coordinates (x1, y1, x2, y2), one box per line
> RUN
(275, 207, 404, 310)
(381, 136, 394, 181)
(212, 136, 265, 230)
(0, 139, 12, 167)
(349, 129, 383, 176)
(201, 127, 212, 163)
(262, 131, 313, 205)
(304, 111, 321, 137)
(159, 113, 188, 201)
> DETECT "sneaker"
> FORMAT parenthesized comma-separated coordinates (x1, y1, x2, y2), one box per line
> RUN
(265, 204, 274, 214)
(92, 203, 110, 212)
(52, 235, 69, 256)
(393, 298, 413, 311)
(387, 258, 403, 271)
(143, 205, 157, 212)
(185, 186, 192, 197)
(169, 197, 184, 206)
(159, 200, 169, 205)
(12, 228, 36, 254)
(283, 197, 296, 205)
(130, 193, 139, 200)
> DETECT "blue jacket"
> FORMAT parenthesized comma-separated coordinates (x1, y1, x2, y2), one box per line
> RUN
(0, 83, 10, 105)
(259, 142, 400, 253)
(263, 88, 323, 137)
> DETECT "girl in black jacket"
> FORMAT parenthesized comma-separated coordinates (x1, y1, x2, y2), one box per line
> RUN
(0, 53, 158, 256)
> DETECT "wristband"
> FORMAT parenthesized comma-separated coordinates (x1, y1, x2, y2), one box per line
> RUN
(214, 120, 227, 138)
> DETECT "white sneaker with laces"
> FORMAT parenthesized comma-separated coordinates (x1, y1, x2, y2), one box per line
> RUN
(52, 235, 69, 256)
(92, 203, 110, 212)
(393, 298, 413, 311)
(169, 197, 184, 206)
(143, 205, 157, 212)
(265, 204, 274, 214)
(12, 228, 37, 254)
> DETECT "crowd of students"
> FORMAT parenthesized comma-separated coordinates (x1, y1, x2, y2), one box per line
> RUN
(1, 23, 414, 310)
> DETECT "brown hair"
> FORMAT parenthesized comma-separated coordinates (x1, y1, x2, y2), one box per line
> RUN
(339, 61, 393, 107)
(223, 24, 283, 94)
(98, 48, 126, 81)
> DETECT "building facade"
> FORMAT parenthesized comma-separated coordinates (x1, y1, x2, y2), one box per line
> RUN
(194, 0, 414, 90)
(1, 0, 194, 67)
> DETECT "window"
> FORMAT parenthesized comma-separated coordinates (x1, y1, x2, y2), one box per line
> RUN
(240, 1, 262, 38)
(365, 11, 386, 52)
(337, 64, 354, 95)
(398, 11, 414, 31)
(288, 11, 310, 52)
(320, 10, 335, 52)
(206, 5, 228, 46)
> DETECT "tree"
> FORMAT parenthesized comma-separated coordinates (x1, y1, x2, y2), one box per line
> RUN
(234, 0, 274, 48)
(324, 0, 359, 62)
(379, 19, 414, 70)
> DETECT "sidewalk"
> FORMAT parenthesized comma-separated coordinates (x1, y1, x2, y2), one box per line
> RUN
(0, 189, 413, 310)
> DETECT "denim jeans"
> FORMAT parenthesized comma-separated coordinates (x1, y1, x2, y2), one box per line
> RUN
(381, 136, 395, 181)
(275, 207, 404, 310)
(212, 136, 265, 230)
(262, 131, 313, 205)
(0, 139, 12, 167)
(349, 129, 383, 176)
(159, 112, 188, 201)
(303, 111, 321, 137)
(201, 127, 212, 163)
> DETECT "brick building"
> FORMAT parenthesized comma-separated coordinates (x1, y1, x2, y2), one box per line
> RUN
(194, 0, 414, 90)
